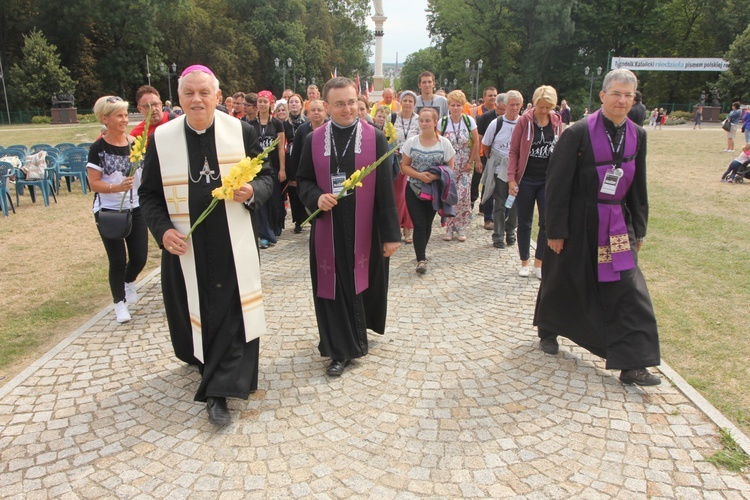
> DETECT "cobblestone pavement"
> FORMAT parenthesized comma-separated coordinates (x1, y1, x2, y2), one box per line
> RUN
(2, 215, 749, 499)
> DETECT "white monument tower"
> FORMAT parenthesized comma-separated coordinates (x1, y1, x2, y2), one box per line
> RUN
(371, 0, 386, 103)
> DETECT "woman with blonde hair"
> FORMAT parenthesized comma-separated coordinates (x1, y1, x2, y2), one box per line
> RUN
(86, 96, 148, 323)
(438, 89, 479, 242)
(507, 85, 562, 279)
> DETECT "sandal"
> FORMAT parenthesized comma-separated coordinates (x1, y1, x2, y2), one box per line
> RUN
(416, 260, 427, 275)
(403, 228, 413, 244)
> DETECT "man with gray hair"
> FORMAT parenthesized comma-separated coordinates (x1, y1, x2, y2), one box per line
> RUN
(535, 68, 661, 386)
(140, 65, 275, 425)
(479, 90, 523, 248)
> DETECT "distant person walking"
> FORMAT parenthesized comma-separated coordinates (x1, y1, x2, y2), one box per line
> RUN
(693, 105, 703, 130)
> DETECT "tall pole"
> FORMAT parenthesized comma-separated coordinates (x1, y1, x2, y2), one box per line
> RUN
(0, 55, 10, 125)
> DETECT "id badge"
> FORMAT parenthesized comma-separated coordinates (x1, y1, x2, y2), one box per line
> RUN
(331, 173, 347, 196)
(600, 167, 622, 195)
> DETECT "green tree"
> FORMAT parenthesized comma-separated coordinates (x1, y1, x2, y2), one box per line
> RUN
(718, 24, 750, 102)
(8, 29, 76, 110)
(400, 47, 442, 92)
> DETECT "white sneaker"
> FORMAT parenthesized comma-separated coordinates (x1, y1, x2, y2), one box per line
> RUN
(114, 301, 131, 323)
(519, 266, 530, 277)
(124, 282, 138, 304)
(442, 228, 453, 241)
(534, 267, 542, 280)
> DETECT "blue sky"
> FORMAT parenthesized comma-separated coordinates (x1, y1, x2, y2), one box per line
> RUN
(366, 0, 432, 64)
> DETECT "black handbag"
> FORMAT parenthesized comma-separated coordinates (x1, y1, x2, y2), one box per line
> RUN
(95, 190, 133, 240)
(722, 118, 732, 132)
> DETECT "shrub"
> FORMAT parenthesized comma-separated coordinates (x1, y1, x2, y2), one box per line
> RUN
(666, 117, 687, 126)
(31, 115, 51, 124)
(669, 111, 692, 121)
(77, 114, 98, 124)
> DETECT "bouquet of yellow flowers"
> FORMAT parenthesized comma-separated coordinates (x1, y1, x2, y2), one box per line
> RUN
(119, 105, 153, 210)
(183, 138, 279, 240)
(301, 145, 398, 226)
(384, 120, 397, 145)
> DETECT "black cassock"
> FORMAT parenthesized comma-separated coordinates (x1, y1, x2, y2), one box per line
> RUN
(534, 117, 660, 370)
(297, 123, 400, 360)
(139, 120, 274, 401)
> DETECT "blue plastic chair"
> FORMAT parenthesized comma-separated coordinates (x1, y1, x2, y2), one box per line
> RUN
(59, 147, 89, 194)
(0, 161, 16, 216)
(39, 149, 62, 192)
(7, 144, 28, 153)
(14, 163, 57, 207)
(29, 144, 53, 154)
(77, 142, 94, 149)
(55, 143, 77, 152)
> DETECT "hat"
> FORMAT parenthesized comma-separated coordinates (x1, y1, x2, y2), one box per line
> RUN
(400, 90, 418, 103)
(180, 65, 215, 78)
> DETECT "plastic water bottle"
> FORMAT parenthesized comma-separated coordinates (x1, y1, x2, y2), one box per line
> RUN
(505, 194, 516, 209)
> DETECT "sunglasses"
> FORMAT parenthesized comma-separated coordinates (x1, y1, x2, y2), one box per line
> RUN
(106, 96, 123, 103)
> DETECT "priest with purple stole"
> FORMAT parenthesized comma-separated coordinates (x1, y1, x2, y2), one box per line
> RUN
(297, 77, 401, 377)
(534, 69, 661, 387)
(139, 65, 274, 425)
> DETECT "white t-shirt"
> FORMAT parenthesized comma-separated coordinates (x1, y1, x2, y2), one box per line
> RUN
(481, 116, 518, 158)
(401, 135, 456, 191)
(440, 114, 477, 141)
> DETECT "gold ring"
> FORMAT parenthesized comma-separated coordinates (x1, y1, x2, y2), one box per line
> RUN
(168, 246, 174, 251)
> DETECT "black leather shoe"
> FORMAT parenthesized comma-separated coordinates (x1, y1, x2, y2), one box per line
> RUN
(540, 337, 559, 355)
(506, 235, 516, 245)
(620, 368, 661, 386)
(326, 359, 351, 376)
(493, 240, 506, 249)
(294, 224, 302, 234)
(206, 396, 231, 425)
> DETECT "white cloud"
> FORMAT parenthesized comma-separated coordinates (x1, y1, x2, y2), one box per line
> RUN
(366, 0, 432, 64)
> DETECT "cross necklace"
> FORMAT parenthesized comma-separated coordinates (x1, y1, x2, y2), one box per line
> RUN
(189, 157, 220, 184)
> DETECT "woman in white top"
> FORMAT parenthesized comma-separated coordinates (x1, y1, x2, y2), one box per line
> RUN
(86, 96, 148, 324)
(400, 107, 456, 275)
(439, 90, 479, 241)
(393, 90, 421, 243)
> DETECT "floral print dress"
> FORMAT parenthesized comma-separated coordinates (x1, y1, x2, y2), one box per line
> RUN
(442, 116, 473, 230)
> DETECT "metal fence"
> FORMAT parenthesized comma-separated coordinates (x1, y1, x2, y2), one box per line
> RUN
(0, 108, 138, 125)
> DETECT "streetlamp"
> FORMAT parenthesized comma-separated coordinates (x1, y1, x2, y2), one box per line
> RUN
(275, 58, 292, 91)
(444, 78, 448, 90)
(585, 66, 602, 114)
(160, 62, 177, 104)
(465, 59, 482, 102)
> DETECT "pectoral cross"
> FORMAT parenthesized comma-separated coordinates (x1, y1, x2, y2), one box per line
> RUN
(200, 159, 215, 184)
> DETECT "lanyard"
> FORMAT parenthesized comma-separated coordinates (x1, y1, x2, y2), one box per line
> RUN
(331, 125, 357, 173)
(606, 126, 626, 170)
(450, 118, 462, 139)
(400, 116, 414, 141)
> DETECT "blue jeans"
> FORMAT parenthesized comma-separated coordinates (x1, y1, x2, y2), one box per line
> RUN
(516, 177, 547, 262)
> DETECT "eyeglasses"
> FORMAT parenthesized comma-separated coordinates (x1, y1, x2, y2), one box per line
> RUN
(330, 99, 358, 109)
(605, 91, 636, 100)
(138, 102, 162, 108)
(106, 96, 123, 103)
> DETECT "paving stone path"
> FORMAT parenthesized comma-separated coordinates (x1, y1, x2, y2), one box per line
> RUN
(2, 216, 749, 498)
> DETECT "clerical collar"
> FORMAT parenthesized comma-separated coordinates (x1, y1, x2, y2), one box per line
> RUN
(601, 114, 626, 129)
(331, 117, 359, 130)
(186, 117, 215, 135)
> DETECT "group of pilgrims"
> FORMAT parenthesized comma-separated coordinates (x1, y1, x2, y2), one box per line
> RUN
(88, 65, 661, 425)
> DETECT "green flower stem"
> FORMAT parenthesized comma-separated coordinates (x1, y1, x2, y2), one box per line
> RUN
(119, 105, 153, 211)
(184, 197, 220, 241)
(301, 145, 397, 226)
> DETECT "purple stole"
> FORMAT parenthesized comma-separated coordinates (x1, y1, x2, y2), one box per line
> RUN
(311, 121, 376, 299)
(587, 110, 637, 282)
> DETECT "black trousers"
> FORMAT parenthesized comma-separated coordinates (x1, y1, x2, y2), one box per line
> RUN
(97, 207, 148, 303)
(405, 187, 436, 262)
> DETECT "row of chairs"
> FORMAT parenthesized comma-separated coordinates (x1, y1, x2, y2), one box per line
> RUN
(0, 143, 93, 216)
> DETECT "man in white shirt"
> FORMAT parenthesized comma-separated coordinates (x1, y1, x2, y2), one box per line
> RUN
(479, 90, 523, 248)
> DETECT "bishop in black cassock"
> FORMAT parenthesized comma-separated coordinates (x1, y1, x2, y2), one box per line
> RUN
(139, 66, 274, 424)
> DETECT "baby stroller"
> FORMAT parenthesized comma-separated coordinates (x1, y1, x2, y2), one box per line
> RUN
(733, 160, 750, 183)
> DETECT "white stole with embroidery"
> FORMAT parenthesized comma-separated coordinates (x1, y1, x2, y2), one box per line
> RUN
(155, 112, 266, 363)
